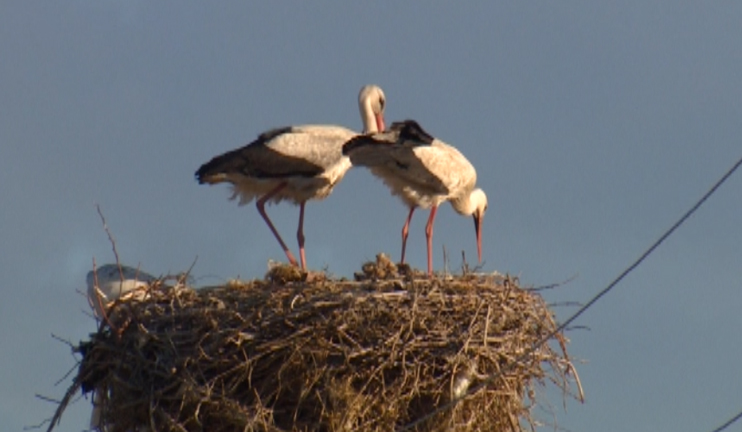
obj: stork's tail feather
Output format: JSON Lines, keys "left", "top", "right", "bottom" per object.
{"left": 389, "top": 120, "right": 435, "bottom": 144}
{"left": 195, "top": 146, "right": 248, "bottom": 185}
{"left": 195, "top": 159, "right": 224, "bottom": 184}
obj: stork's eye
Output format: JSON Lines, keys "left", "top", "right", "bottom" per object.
{"left": 379, "top": 98, "right": 385, "bottom": 109}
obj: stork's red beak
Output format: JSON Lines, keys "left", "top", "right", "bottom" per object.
{"left": 473, "top": 213, "right": 482, "bottom": 263}
{"left": 375, "top": 113, "right": 385, "bottom": 132}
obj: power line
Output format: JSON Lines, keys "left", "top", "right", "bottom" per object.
{"left": 398, "top": 155, "right": 742, "bottom": 432}
{"left": 709, "top": 408, "right": 742, "bottom": 432}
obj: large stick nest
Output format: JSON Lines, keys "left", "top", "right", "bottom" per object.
{"left": 50, "top": 255, "right": 580, "bottom": 432}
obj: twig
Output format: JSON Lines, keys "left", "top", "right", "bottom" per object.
{"left": 527, "top": 274, "right": 579, "bottom": 292}
{"left": 35, "top": 394, "right": 62, "bottom": 404}
{"left": 442, "top": 244, "right": 449, "bottom": 277}
{"left": 50, "top": 334, "right": 75, "bottom": 351}
{"left": 95, "top": 204, "right": 123, "bottom": 282}
{"left": 182, "top": 256, "right": 199, "bottom": 286}
{"left": 22, "top": 418, "right": 50, "bottom": 431}
{"left": 52, "top": 361, "right": 80, "bottom": 387}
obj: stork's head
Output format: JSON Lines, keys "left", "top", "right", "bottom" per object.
{"left": 469, "top": 188, "right": 488, "bottom": 264}
{"left": 358, "top": 84, "right": 386, "bottom": 133}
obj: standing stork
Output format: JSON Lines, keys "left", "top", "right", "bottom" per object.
{"left": 342, "top": 120, "right": 487, "bottom": 276}
{"left": 196, "top": 85, "right": 386, "bottom": 269}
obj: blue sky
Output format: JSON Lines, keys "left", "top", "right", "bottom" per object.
{"left": 2, "top": 2, "right": 741, "bottom": 431}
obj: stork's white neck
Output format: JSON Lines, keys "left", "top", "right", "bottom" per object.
{"left": 359, "top": 98, "right": 378, "bottom": 133}
{"left": 450, "top": 193, "right": 476, "bottom": 216}
{"left": 450, "top": 188, "right": 487, "bottom": 216}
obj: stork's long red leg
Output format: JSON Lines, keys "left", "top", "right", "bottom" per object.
{"left": 297, "top": 201, "right": 307, "bottom": 269}
{"left": 256, "top": 182, "right": 299, "bottom": 267}
{"left": 400, "top": 207, "right": 416, "bottom": 264}
{"left": 424, "top": 206, "right": 439, "bottom": 276}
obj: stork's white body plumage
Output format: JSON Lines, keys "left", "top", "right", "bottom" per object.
{"left": 196, "top": 85, "right": 386, "bottom": 269}
{"left": 86, "top": 264, "right": 156, "bottom": 319}
{"left": 343, "top": 120, "right": 488, "bottom": 275}
{"left": 364, "top": 139, "right": 478, "bottom": 210}
{"left": 212, "top": 125, "right": 357, "bottom": 206}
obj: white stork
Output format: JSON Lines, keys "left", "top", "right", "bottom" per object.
{"left": 196, "top": 85, "right": 386, "bottom": 269}
{"left": 342, "top": 120, "right": 488, "bottom": 276}
{"left": 86, "top": 264, "right": 157, "bottom": 319}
